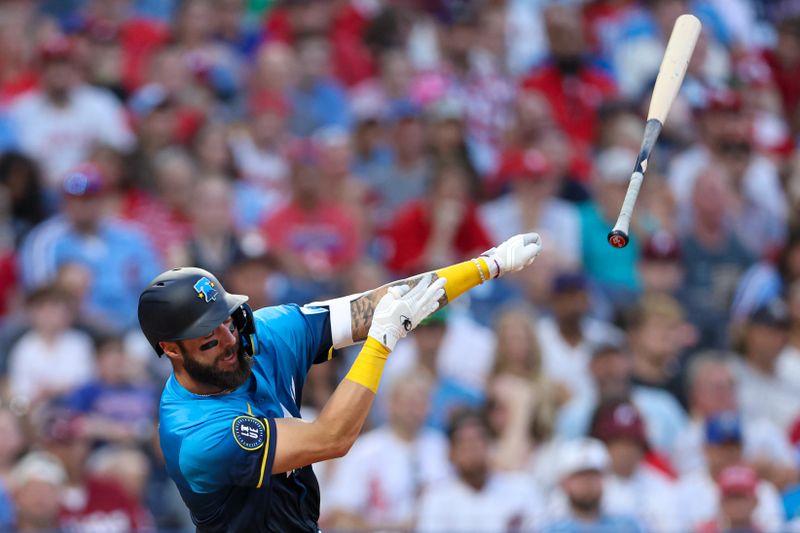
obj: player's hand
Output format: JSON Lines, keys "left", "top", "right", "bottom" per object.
{"left": 368, "top": 274, "right": 446, "bottom": 351}
{"left": 480, "top": 232, "right": 543, "bottom": 278}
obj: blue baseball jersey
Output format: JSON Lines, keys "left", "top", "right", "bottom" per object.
{"left": 159, "top": 304, "right": 334, "bottom": 533}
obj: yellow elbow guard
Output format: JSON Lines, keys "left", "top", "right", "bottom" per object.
{"left": 345, "top": 337, "right": 391, "bottom": 393}
{"left": 434, "top": 257, "right": 490, "bottom": 303}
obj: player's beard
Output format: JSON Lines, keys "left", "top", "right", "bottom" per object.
{"left": 182, "top": 340, "right": 253, "bottom": 392}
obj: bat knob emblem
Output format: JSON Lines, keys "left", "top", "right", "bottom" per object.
{"left": 607, "top": 230, "right": 630, "bottom": 249}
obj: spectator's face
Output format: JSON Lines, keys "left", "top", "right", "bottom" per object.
{"left": 254, "top": 43, "right": 298, "bottom": 93}
{"left": 140, "top": 106, "right": 178, "bottom": 148}
{"left": 449, "top": 421, "right": 491, "bottom": 483}
{"left": 430, "top": 120, "right": 465, "bottom": 152}
{"left": 705, "top": 442, "right": 743, "bottom": 478}
{"left": 494, "top": 311, "right": 538, "bottom": 376}
{"left": 430, "top": 167, "right": 470, "bottom": 210}
{"left": 691, "top": 170, "right": 729, "bottom": 228}
{"left": 178, "top": 0, "right": 216, "bottom": 43}
{"left": 287, "top": 1, "right": 332, "bottom": 36}
{"left": 97, "top": 342, "right": 131, "bottom": 385}
{"left": 380, "top": 52, "right": 411, "bottom": 97}
{"left": 388, "top": 378, "right": 431, "bottom": 437}
{"left": 720, "top": 491, "right": 758, "bottom": 526}
{"left": 514, "top": 91, "right": 554, "bottom": 135}
{"left": 590, "top": 351, "right": 632, "bottom": 400}
{"left": 320, "top": 139, "right": 352, "bottom": 179}
{"left": 195, "top": 125, "right": 232, "bottom": 173}
{"left": 297, "top": 39, "right": 331, "bottom": 84}
{"left": 393, "top": 117, "right": 425, "bottom": 155}
{"left": 218, "top": 0, "right": 244, "bottom": 35}
{"left": 290, "top": 163, "right": 322, "bottom": 205}
{"left": 64, "top": 195, "right": 104, "bottom": 232}
{"left": 156, "top": 158, "right": 195, "bottom": 211}
{"left": 41, "top": 59, "right": 78, "bottom": 97}
{"left": 170, "top": 317, "right": 253, "bottom": 391}
{"left": 12, "top": 479, "right": 62, "bottom": 530}
{"left": 192, "top": 179, "right": 233, "bottom": 234}
{"left": 414, "top": 323, "right": 446, "bottom": 363}
{"left": 251, "top": 111, "right": 287, "bottom": 147}
{"left": 743, "top": 323, "right": 788, "bottom": 366}
{"left": 692, "top": 363, "right": 736, "bottom": 415}
{"left": 544, "top": 6, "right": 585, "bottom": 61}
{"left": 639, "top": 259, "right": 684, "bottom": 293}
{"left": 562, "top": 470, "right": 604, "bottom": 513}
{"left": 606, "top": 439, "right": 644, "bottom": 479}
{"left": 227, "top": 262, "right": 273, "bottom": 310}
{"left": 551, "top": 289, "right": 589, "bottom": 323}
{"left": 630, "top": 316, "right": 682, "bottom": 363}
{"left": 29, "top": 298, "right": 72, "bottom": 337}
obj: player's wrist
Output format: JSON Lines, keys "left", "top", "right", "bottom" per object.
{"left": 345, "top": 337, "right": 391, "bottom": 393}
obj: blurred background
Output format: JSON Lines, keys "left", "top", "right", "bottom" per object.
{"left": 0, "top": 0, "right": 800, "bottom": 531}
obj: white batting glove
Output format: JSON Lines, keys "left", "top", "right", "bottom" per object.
{"left": 368, "top": 274, "right": 447, "bottom": 351}
{"left": 480, "top": 232, "right": 543, "bottom": 278}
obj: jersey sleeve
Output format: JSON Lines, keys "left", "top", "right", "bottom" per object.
{"left": 179, "top": 415, "right": 278, "bottom": 494}
{"left": 253, "top": 304, "right": 334, "bottom": 372}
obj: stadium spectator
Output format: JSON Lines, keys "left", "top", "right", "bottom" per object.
{"left": 671, "top": 352, "right": 797, "bottom": 491}
{"left": 485, "top": 307, "right": 567, "bottom": 475}
{"left": 7, "top": 452, "right": 66, "bottom": 533}
{"left": 65, "top": 335, "right": 157, "bottom": 449}
{"left": 325, "top": 371, "right": 449, "bottom": 531}
{"left": 37, "top": 406, "right": 155, "bottom": 533}
{"left": 480, "top": 148, "right": 582, "bottom": 267}
{"left": 0, "top": 407, "right": 26, "bottom": 530}
{"left": 557, "top": 342, "right": 687, "bottom": 457}
{"left": 6, "top": 285, "right": 94, "bottom": 408}
{"left": 18, "top": 164, "right": 162, "bottom": 331}
{"left": 589, "top": 400, "right": 684, "bottom": 533}
{"left": 733, "top": 299, "right": 800, "bottom": 434}
{"left": 542, "top": 437, "right": 643, "bottom": 532}
{"left": 625, "top": 292, "right": 693, "bottom": 408}
{"left": 677, "top": 411, "right": 786, "bottom": 532}
{"left": 382, "top": 163, "right": 491, "bottom": 276}
{"left": 637, "top": 231, "right": 686, "bottom": 297}
{"left": 778, "top": 279, "right": 800, "bottom": 389}
{"left": 696, "top": 464, "right": 762, "bottom": 533}
{"left": 0, "top": 152, "right": 48, "bottom": 245}
{"left": 536, "top": 270, "right": 624, "bottom": 403}
{"left": 417, "top": 408, "right": 542, "bottom": 532}
{"left": 380, "top": 307, "right": 495, "bottom": 431}
{"left": 8, "top": 35, "right": 135, "bottom": 187}
{"left": 678, "top": 167, "right": 754, "bottom": 350}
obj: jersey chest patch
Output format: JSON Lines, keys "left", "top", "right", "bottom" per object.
{"left": 232, "top": 416, "right": 266, "bottom": 450}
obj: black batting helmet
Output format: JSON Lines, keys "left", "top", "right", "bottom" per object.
{"left": 138, "top": 267, "right": 248, "bottom": 355}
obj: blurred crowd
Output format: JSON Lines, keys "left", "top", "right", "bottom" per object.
{"left": 1, "top": 0, "right": 800, "bottom": 532}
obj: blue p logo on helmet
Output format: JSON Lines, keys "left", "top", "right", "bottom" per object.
{"left": 193, "top": 277, "right": 218, "bottom": 303}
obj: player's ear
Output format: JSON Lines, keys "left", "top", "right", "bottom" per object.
{"left": 160, "top": 341, "right": 182, "bottom": 361}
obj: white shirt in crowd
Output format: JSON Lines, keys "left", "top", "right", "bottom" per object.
{"left": 671, "top": 416, "right": 796, "bottom": 477}
{"left": 416, "top": 472, "right": 543, "bottom": 532}
{"left": 381, "top": 311, "right": 496, "bottom": 395}
{"left": 778, "top": 344, "right": 800, "bottom": 393}
{"left": 479, "top": 194, "right": 582, "bottom": 268}
{"left": 677, "top": 470, "right": 786, "bottom": 532}
{"left": 536, "top": 315, "right": 624, "bottom": 403}
{"left": 10, "top": 85, "right": 135, "bottom": 186}
{"left": 733, "top": 358, "right": 800, "bottom": 434}
{"left": 603, "top": 466, "right": 685, "bottom": 533}
{"left": 7, "top": 329, "right": 95, "bottom": 402}
{"left": 324, "top": 426, "right": 450, "bottom": 527}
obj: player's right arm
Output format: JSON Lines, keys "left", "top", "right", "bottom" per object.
{"left": 271, "top": 275, "right": 445, "bottom": 474}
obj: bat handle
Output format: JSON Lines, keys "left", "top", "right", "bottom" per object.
{"left": 608, "top": 170, "right": 645, "bottom": 248}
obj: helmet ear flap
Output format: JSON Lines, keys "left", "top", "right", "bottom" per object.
{"left": 232, "top": 303, "right": 256, "bottom": 355}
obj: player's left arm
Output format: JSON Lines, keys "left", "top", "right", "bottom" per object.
{"left": 314, "top": 232, "right": 542, "bottom": 348}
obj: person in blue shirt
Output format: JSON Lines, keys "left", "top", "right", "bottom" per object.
{"left": 137, "top": 232, "right": 542, "bottom": 532}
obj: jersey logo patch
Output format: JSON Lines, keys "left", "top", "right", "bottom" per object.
{"left": 194, "top": 277, "right": 218, "bottom": 303}
{"left": 232, "top": 416, "right": 265, "bottom": 450}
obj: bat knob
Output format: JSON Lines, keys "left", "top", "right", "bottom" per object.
{"left": 607, "top": 229, "right": 629, "bottom": 249}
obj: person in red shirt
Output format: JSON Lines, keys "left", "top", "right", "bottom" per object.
{"left": 260, "top": 140, "right": 361, "bottom": 286}
{"left": 37, "top": 406, "right": 154, "bottom": 533}
{"left": 383, "top": 164, "right": 492, "bottom": 276}
{"left": 520, "top": 4, "right": 617, "bottom": 181}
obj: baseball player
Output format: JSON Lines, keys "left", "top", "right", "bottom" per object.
{"left": 137, "top": 232, "right": 542, "bottom": 532}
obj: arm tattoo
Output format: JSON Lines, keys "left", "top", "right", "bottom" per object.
{"left": 349, "top": 273, "right": 449, "bottom": 343}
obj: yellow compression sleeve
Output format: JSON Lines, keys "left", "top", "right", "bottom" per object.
{"left": 434, "top": 257, "right": 491, "bottom": 303}
{"left": 345, "top": 336, "right": 391, "bottom": 393}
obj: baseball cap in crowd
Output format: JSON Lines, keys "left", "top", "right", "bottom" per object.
{"left": 642, "top": 231, "right": 681, "bottom": 262}
{"left": 62, "top": 163, "right": 105, "bottom": 198}
{"left": 717, "top": 464, "right": 758, "bottom": 497}
{"left": 385, "top": 99, "right": 422, "bottom": 124}
{"left": 698, "top": 87, "right": 744, "bottom": 114}
{"left": 495, "top": 149, "right": 551, "bottom": 184}
{"left": 552, "top": 271, "right": 588, "bottom": 294}
{"left": 38, "top": 36, "right": 75, "bottom": 62}
{"left": 128, "top": 83, "right": 175, "bottom": 118}
{"left": 556, "top": 438, "right": 610, "bottom": 480}
{"left": 6, "top": 452, "right": 67, "bottom": 491}
{"left": 748, "top": 299, "right": 791, "bottom": 329}
{"left": 590, "top": 400, "right": 649, "bottom": 449}
{"left": 705, "top": 411, "right": 743, "bottom": 445}
{"left": 249, "top": 90, "right": 290, "bottom": 118}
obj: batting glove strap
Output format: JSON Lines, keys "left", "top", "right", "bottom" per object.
{"left": 480, "top": 232, "right": 543, "bottom": 278}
